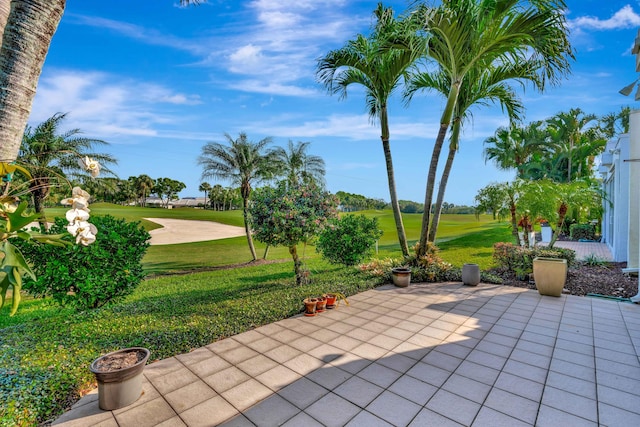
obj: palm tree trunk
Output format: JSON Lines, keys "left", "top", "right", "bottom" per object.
{"left": 0, "top": 0, "right": 65, "bottom": 163}
{"left": 242, "top": 196, "right": 257, "bottom": 260}
{"left": 510, "top": 202, "right": 520, "bottom": 246}
{"left": 428, "top": 122, "right": 460, "bottom": 242}
{"left": 380, "top": 106, "right": 409, "bottom": 257}
{"left": 418, "top": 83, "right": 459, "bottom": 256}
{"left": 418, "top": 122, "right": 448, "bottom": 252}
{"left": 30, "top": 177, "right": 49, "bottom": 229}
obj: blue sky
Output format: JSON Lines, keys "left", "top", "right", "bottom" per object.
{"left": 30, "top": 0, "right": 640, "bottom": 205}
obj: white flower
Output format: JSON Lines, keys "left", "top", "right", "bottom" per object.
{"left": 79, "top": 156, "right": 100, "bottom": 178}
{"left": 65, "top": 208, "right": 90, "bottom": 224}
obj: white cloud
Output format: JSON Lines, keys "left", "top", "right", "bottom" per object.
{"left": 248, "top": 113, "right": 440, "bottom": 141}
{"left": 228, "top": 80, "right": 317, "bottom": 96}
{"left": 569, "top": 5, "right": 640, "bottom": 31}
{"left": 30, "top": 69, "right": 202, "bottom": 140}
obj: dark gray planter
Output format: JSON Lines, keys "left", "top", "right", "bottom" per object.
{"left": 90, "top": 347, "right": 150, "bottom": 410}
{"left": 462, "top": 263, "right": 481, "bottom": 286}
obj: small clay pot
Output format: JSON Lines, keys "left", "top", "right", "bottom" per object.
{"left": 324, "top": 294, "right": 337, "bottom": 309}
{"left": 303, "top": 298, "right": 318, "bottom": 316}
{"left": 315, "top": 297, "right": 327, "bottom": 313}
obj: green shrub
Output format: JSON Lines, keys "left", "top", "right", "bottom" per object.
{"left": 316, "top": 214, "right": 383, "bottom": 266}
{"left": 570, "top": 223, "right": 596, "bottom": 241}
{"left": 15, "top": 215, "right": 150, "bottom": 309}
{"left": 493, "top": 242, "right": 576, "bottom": 274}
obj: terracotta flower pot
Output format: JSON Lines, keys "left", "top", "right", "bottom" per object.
{"left": 303, "top": 298, "right": 318, "bottom": 316}
{"left": 90, "top": 347, "right": 150, "bottom": 410}
{"left": 315, "top": 297, "right": 327, "bottom": 313}
{"left": 324, "top": 293, "right": 337, "bottom": 309}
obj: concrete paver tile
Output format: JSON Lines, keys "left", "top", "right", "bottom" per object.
{"left": 361, "top": 320, "right": 392, "bottom": 334}
{"left": 494, "top": 372, "right": 544, "bottom": 402}
{"left": 51, "top": 400, "right": 114, "bottom": 426}
{"left": 164, "top": 380, "right": 216, "bottom": 413}
{"left": 510, "top": 348, "right": 551, "bottom": 369}
{"left": 111, "top": 380, "right": 161, "bottom": 414}
{"left": 231, "top": 330, "right": 264, "bottom": 345}
{"left": 519, "top": 330, "right": 556, "bottom": 347}
{"left": 242, "top": 394, "right": 300, "bottom": 427}
{"left": 408, "top": 408, "right": 464, "bottom": 427}
{"left": 114, "top": 397, "right": 176, "bottom": 427}
{"left": 329, "top": 351, "right": 373, "bottom": 374}
{"left": 344, "top": 410, "right": 393, "bottom": 427}
{"left": 367, "top": 333, "right": 403, "bottom": 351}
{"left": 377, "top": 350, "right": 418, "bottom": 373}
{"left": 345, "top": 327, "right": 378, "bottom": 342}
{"left": 147, "top": 366, "right": 199, "bottom": 395}
{"left": 388, "top": 375, "right": 438, "bottom": 405}
{"left": 334, "top": 376, "right": 384, "bottom": 407}
{"left": 203, "top": 366, "right": 250, "bottom": 394}
{"left": 206, "top": 338, "right": 243, "bottom": 354}
{"left": 541, "top": 386, "right": 598, "bottom": 421}
{"left": 484, "top": 388, "right": 538, "bottom": 424}
{"left": 546, "top": 371, "right": 596, "bottom": 399}
{"left": 422, "top": 350, "right": 464, "bottom": 371}
{"left": 180, "top": 395, "right": 240, "bottom": 426}
{"left": 366, "top": 390, "right": 422, "bottom": 426}
{"left": 283, "top": 353, "right": 325, "bottom": 376}
{"left": 188, "top": 354, "right": 232, "bottom": 378}
{"left": 436, "top": 342, "right": 474, "bottom": 360}
{"left": 270, "top": 328, "right": 303, "bottom": 344}
{"left": 597, "top": 384, "right": 640, "bottom": 414}
{"left": 442, "top": 374, "right": 492, "bottom": 404}
{"left": 245, "top": 336, "right": 281, "bottom": 354}
{"left": 329, "top": 335, "right": 362, "bottom": 352}
{"left": 144, "top": 357, "right": 183, "bottom": 377}
{"left": 255, "top": 365, "right": 301, "bottom": 391}
{"left": 154, "top": 416, "right": 188, "bottom": 427}
{"left": 307, "top": 343, "right": 344, "bottom": 363}
{"left": 305, "top": 392, "right": 361, "bottom": 427}
{"left": 536, "top": 405, "right": 596, "bottom": 427}
{"left": 596, "top": 370, "right": 640, "bottom": 397}
{"left": 175, "top": 348, "right": 216, "bottom": 366}
{"left": 502, "top": 359, "right": 548, "bottom": 384}
{"left": 221, "top": 379, "right": 273, "bottom": 412}
{"left": 465, "top": 349, "right": 506, "bottom": 371}
{"left": 287, "top": 335, "right": 318, "bottom": 353}
{"left": 356, "top": 362, "right": 403, "bottom": 388}
{"left": 218, "top": 345, "right": 260, "bottom": 365}
{"left": 236, "top": 354, "right": 279, "bottom": 377}
{"left": 599, "top": 402, "right": 640, "bottom": 426}
{"left": 426, "top": 389, "right": 481, "bottom": 426}
{"left": 280, "top": 412, "right": 323, "bottom": 427}
{"left": 306, "top": 365, "right": 352, "bottom": 389}
{"left": 474, "top": 340, "right": 513, "bottom": 358}
{"left": 216, "top": 414, "right": 255, "bottom": 427}
{"left": 278, "top": 377, "right": 329, "bottom": 409}
{"left": 471, "top": 407, "right": 532, "bottom": 427}
{"left": 264, "top": 344, "right": 302, "bottom": 364}
{"left": 407, "top": 361, "right": 451, "bottom": 387}
{"left": 454, "top": 360, "right": 500, "bottom": 386}
{"left": 549, "top": 358, "right": 596, "bottom": 382}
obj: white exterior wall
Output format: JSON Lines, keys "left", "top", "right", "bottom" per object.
{"left": 628, "top": 110, "right": 640, "bottom": 269}
{"left": 600, "top": 134, "right": 630, "bottom": 262}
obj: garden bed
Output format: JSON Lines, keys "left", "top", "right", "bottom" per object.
{"left": 491, "top": 262, "right": 638, "bottom": 298}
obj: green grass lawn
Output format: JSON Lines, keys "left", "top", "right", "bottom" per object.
{"left": 1, "top": 205, "right": 512, "bottom": 424}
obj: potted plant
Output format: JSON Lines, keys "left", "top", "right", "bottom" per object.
{"left": 532, "top": 257, "right": 567, "bottom": 297}
{"left": 323, "top": 292, "right": 349, "bottom": 309}
{"left": 315, "top": 296, "right": 327, "bottom": 313}
{"left": 90, "top": 347, "right": 150, "bottom": 410}
{"left": 303, "top": 297, "right": 318, "bottom": 316}
{"left": 391, "top": 267, "right": 411, "bottom": 287}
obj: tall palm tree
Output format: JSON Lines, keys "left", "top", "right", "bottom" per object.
{"left": 18, "top": 112, "right": 115, "bottom": 225}
{"left": 129, "top": 174, "right": 154, "bottom": 207}
{"left": 198, "top": 182, "right": 211, "bottom": 209}
{"left": 484, "top": 121, "right": 550, "bottom": 177}
{"left": 546, "top": 108, "right": 598, "bottom": 182}
{"left": 198, "top": 132, "right": 274, "bottom": 260}
{"left": 407, "top": 0, "right": 573, "bottom": 257}
{"left": 272, "top": 140, "right": 326, "bottom": 187}
{"left": 0, "top": 1, "right": 199, "bottom": 164}
{"left": 317, "top": 4, "right": 423, "bottom": 257}
{"left": 408, "top": 62, "right": 529, "bottom": 242}
{"left": 600, "top": 106, "right": 630, "bottom": 139}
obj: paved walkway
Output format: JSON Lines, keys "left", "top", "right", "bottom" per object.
{"left": 551, "top": 241, "right": 614, "bottom": 262}
{"left": 53, "top": 282, "right": 640, "bottom": 426}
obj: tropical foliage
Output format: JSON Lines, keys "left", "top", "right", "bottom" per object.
{"left": 250, "top": 181, "right": 338, "bottom": 284}
{"left": 198, "top": 132, "right": 276, "bottom": 260}
{"left": 317, "top": 214, "right": 383, "bottom": 266}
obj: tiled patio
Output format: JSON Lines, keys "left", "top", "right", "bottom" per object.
{"left": 53, "top": 282, "right": 640, "bottom": 427}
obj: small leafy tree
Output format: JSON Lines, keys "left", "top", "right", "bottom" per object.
{"left": 317, "top": 214, "right": 383, "bottom": 266}
{"left": 250, "top": 182, "right": 338, "bottom": 284}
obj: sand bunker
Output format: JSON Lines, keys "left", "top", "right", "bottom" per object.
{"left": 145, "top": 218, "right": 245, "bottom": 245}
